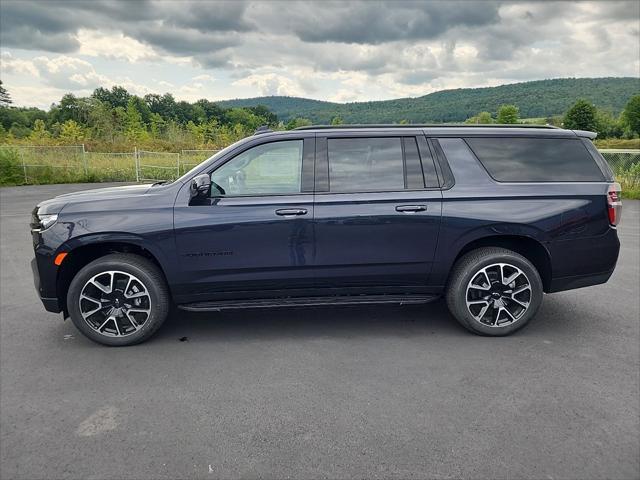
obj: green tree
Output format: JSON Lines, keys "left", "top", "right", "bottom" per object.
{"left": 59, "top": 120, "right": 85, "bottom": 143}
{"left": 0, "top": 80, "right": 12, "bottom": 106}
{"left": 28, "top": 119, "right": 50, "bottom": 142}
{"left": 88, "top": 100, "right": 118, "bottom": 142}
{"left": 622, "top": 95, "right": 640, "bottom": 135}
{"left": 92, "top": 86, "right": 131, "bottom": 109}
{"left": 149, "top": 112, "right": 166, "bottom": 138}
{"left": 224, "top": 108, "right": 263, "bottom": 131}
{"left": 563, "top": 99, "right": 597, "bottom": 131}
{"left": 496, "top": 105, "right": 519, "bottom": 124}
{"left": 9, "top": 122, "right": 31, "bottom": 138}
{"left": 331, "top": 116, "right": 344, "bottom": 125}
{"left": 124, "top": 99, "right": 147, "bottom": 141}
{"left": 595, "top": 109, "right": 623, "bottom": 139}
{"left": 285, "top": 117, "right": 312, "bottom": 130}
{"left": 465, "top": 111, "right": 493, "bottom": 124}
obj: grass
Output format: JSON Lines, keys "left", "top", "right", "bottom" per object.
{"left": 595, "top": 138, "right": 640, "bottom": 149}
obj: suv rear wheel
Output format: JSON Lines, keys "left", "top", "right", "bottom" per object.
{"left": 67, "top": 253, "right": 170, "bottom": 346}
{"left": 446, "top": 247, "right": 543, "bottom": 336}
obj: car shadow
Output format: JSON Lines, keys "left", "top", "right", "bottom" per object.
{"left": 151, "top": 299, "right": 470, "bottom": 343}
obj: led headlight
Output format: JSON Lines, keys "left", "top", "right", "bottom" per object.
{"left": 37, "top": 213, "right": 58, "bottom": 231}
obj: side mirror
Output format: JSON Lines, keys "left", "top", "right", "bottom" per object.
{"left": 190, "top": 174, "right": 211, "bottom": 198}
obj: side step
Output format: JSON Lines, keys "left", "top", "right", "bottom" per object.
{"left": 178, "top": 294, "right": 439, "bottom": 312}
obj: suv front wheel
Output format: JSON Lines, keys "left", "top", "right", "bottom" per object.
{"left": 446, "top": 247, "right": 543, "bottom": 336}
{"left": 67, "top": 253, "right": 170, "bottom": 346}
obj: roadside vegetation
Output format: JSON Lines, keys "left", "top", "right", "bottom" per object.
{"left": 0, "top": 81, "right": 638, "bottom": 197}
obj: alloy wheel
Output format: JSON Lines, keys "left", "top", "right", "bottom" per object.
{"left": 79, "top": 270, "right": 152, "bottom": 337}
{"left": 465, "top": 263, "right": 532, "bottom": 327}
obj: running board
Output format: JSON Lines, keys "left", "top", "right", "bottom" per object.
{"left": 178, "top": 294, "right": 439, "bottom": 312}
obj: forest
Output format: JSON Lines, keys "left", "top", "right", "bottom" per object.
{"left": 219, "top": 77, "right": 640, "bottom": 125}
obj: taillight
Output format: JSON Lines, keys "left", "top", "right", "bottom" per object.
{"left": 607, "top": 183, "right": 622, "bottom": 226}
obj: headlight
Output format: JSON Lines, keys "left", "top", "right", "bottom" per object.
{"left": 36, "top": 214, "right": 58, "bottom": 231}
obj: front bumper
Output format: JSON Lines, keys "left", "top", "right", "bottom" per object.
{"left": 31, "top": 242, "right": 62, "bottom": 314}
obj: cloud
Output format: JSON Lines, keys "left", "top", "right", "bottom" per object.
{"left": 0, "top": 0, "right": 638, "bottom": 107}
{"left": 76, "top": 30, "right": 159, "bottom": 62}
{"left": 273, "top": 1, "right": 501, "bottom": 45}
{"left": 28, "top": 56, "right": 109, "bottom": 90}
{"left": 232, "top": 73, "right": 308, "bottom": 96}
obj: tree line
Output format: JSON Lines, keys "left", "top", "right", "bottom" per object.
{"left": 0, "top": 81, "right": 638, "bottom": 152}
{"left": 0, "top": 83, "right": 280, "bottom": 151}
{"left": 464, "top": 97, "right": 640, "bottom": 139}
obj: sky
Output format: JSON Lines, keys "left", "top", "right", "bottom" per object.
{"left": 0, "top": 0, "right": 639, "bottom": 109}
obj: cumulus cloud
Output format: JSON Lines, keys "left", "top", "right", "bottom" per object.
{"left": 233, "top": 73, "right": 308, "bottom": 96}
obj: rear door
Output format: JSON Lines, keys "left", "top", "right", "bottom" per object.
{"left": 312, "top": 131, "right": 442, "bottom": 290}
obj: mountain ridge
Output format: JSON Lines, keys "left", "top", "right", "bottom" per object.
{"left": 216, "top": 77, "right": 640, "bottom": 124}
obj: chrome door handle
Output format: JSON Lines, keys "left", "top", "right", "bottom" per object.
{"left": 395, "top": 205, "right": 427, "bottom": 213}
{"left": 275, "top": 208, "right": 308, "bottom": 216}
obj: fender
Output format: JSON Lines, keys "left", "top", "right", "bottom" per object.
{"left": 429, "top": 222, "right": 552, "bottom": 288}
{"left": 59, "top": 232, "right": 173, "bottom": 276}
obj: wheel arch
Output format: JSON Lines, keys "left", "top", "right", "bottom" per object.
{"left": 56, "top": 239, "right": 170, "bottom": 316}
{"left": 449, "top": 234, "right": 552, "bottom": 292}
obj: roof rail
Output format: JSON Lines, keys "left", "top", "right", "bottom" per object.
{"left": 254, "top": 125, "right": 273, "bottom": 135}
{"left": 294, "top": 123, "right": 562, "bottom": 130}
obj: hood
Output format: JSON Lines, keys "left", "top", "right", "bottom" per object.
{"left": 36, "top": 184, "right": 154, "bottom": 215}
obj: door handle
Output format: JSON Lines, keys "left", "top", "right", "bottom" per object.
{"left": 395, "top": 205, "right": 427, "bottom": 213}
{"left": 275, "top": 208, "right": 308, "bottom": 216}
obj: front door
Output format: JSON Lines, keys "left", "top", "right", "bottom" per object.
{"left": 312, "top": 133, "right": 442, "bottom": 290}
{"left": 173, "top": 137, "right": 315, "bottom": 303}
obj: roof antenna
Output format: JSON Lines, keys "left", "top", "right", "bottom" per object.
{"left": 254, "top": 125, "right": 272, "bottom": 135}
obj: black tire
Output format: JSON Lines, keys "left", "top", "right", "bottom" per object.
{"left": 67, "top": 253, "right": 170, "bottom": 346}
{"left": 446, "top": 247, "right": 543, "bottom": 336}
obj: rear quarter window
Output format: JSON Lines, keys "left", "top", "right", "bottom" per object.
{"left": 465, "top": 137, "right": 606, "bottom": 182}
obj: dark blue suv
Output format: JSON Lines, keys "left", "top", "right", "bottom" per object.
{"left": 31, "top": 125, "right": 621, "bottom": 345}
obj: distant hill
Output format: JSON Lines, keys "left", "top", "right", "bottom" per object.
{"left": 217, "top": 77, "right": 640, "bottom": 124}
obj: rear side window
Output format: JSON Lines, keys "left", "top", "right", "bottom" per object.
{"left": 327, "top": 137, "right": 404, "bottom": 192}
{"left": 466, "top": 137, "right": 606, "bottom": 182}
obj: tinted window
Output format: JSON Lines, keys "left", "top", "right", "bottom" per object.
{"left": 466, "top": 137, "right": 605, "bottom": 182}
{"left": 328, "top": 137, "right": 404, "bottom": 192}
{"left": 211, "top": 140, "right": 303, "bottom": 195}
{"left": 403, "top": 137, "right": 426, "bottom": 189}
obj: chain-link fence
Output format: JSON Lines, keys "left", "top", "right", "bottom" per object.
{"left": 600, "top": 149, "right": 640, "bottom": 191}
{"left": 0, "top": 145, "right": 218, "bottom": 185}
{"left": 180, "top": 149, "right": 220, "bottom": 174}
{"left": 1, "top": 144, "right": 639, "bottom": 189}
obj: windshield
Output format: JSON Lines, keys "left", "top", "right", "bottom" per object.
{"left": 173, "top": 137, "right": 253, "bottom": 184}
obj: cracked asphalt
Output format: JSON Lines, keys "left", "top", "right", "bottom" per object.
{"left": 1, "top": 183, "right": 638, "bottom": 479}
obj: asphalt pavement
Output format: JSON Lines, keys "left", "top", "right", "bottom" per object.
{"left": 1, "top": 183, "right": 638, "bottom": 479}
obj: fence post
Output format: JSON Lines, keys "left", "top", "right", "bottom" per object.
{"left": 82, "top": 144, "right": 88, "bottom": 176}
{"left": 134, "top": 147, "right": 139, "bottom": 182}
{"left": 176, "top": 153, "right": 181, "bottom": 178}
{"left": 20, "top": 149, "right": 27, "bottom": 184}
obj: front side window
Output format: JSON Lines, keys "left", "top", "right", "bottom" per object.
{"left": 211, "top": 140, "right": 303, "bottom": 196}
{"left": 327, "top": 137, "right": 405, "bottom": 192}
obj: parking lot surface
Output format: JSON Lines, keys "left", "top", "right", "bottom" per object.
{"left": 1, "top": 183, "right": 638, "bottom": 480}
